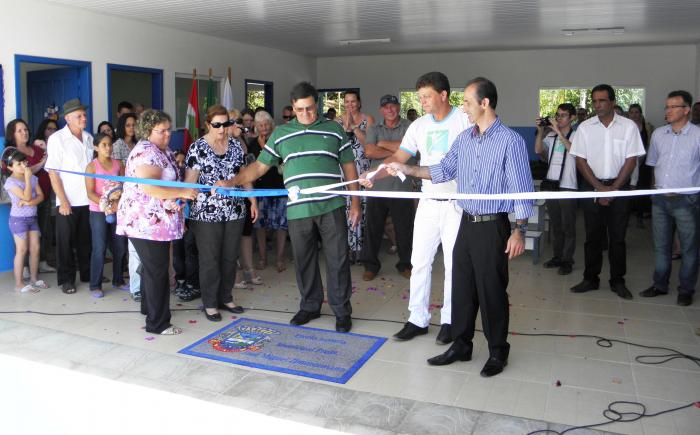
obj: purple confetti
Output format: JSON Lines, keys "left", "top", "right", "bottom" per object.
{"left": 145, "top": 336, "right": 155, "bottom": 341}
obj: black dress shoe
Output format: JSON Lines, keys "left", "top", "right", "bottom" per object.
{"left": 480, "top": 356, "right": 507, "bottom": 377}
{"left": 570, "top": 280, "right": 599, "bottom": 293}
{"left": 427, "top": 342, "right": 472, "bottom": 366}
{"left": 543, "top": 257, "right": 562, "bottom": 269}
{"left": 204, "top": 310, "right": 222, "bottom": 322}
{"left": 557, "top": 262, "right": 572, "bottom": 275}
{"left": 639, "top": 286, "right": 668, "bottom": 298}
{"left": 393, "top": 322, "right": 429, "bottom": 341}
{"left": 289, "top": 310, "right": 321, "bottom": 326}
{"left": 436, "top": 324, "right": 453, "bottom": 345}
{"left": 611, "top": 283, "right": 633, "bottom": 300}
{"left": 336, "top": 316, "right": 352, "bottom": 333}
{"left": 220, "top": 304, "right": 245, "bottom": 314}
{"left": 677, "top": 293, "right": 693, "bottom": 306}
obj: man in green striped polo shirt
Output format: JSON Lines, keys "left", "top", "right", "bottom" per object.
{"left": 227, "top": 82, "right": 360, "bottom": 333}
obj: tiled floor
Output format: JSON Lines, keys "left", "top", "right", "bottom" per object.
{"left": 0, "top": 214, "right": 699, "bottom": 434}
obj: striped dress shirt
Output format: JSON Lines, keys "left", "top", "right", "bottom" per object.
{"left": 429, "top": 117, "right": 535, "bottom": 220}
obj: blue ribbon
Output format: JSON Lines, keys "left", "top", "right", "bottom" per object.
{"left": 47, "top": 168, "right": 289, "bottom": 198}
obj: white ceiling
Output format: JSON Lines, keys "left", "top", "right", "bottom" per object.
{"left": 47, "top": 0, "right": 700, "bottom": 56}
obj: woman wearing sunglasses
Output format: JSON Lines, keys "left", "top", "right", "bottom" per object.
{"left": 184, "top": 105, "right": 257, "bottom": 322}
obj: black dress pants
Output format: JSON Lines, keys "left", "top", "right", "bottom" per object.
{"left": 451, "top": 213, "right": 511, "bottom": 361}
{"left": 173, "top": 220, "right": 200, "bottom": 288}
{"left": 360, "top": 196, "right": 415, "bottom": 273}
{"left": 190, "top": 219, "right": 244, "bottom": 309}
{"left": 130, "top": 237, "right": 172, "bottom": 334}
{"left": 55, "top": 205, "right": 91, "bottom": 286}
{"left": 287, "top": 207, "right": 352, "bottom": 318}
{"left": 581, "top": 196, "right": 632, "bottom": 285}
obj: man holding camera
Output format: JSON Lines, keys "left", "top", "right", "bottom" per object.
{"left": 569, "top": 84, "right": 645, "bottom": 300}
{"left": 535, "top": 103, "right": 578, "bottom": 275}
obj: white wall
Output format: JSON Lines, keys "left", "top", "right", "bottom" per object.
{"left": 0, "top": 0, "right": 316, "bottom": 127}
{"left": 317, "top": 44, "right": 698, "bottom": 127}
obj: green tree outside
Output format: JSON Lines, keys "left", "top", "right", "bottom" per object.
{"left": 539, "top": 87, "right": 645, "bottom": 117}
{"left": 246, "top": 90, "right": 265, "bottom": 111}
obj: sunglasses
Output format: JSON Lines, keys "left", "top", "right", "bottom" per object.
{"left": 210, "top": 120, "right": 234, "bottom": 129}
{"left": 282, "top": 115, "right": 292, "bottom": 120}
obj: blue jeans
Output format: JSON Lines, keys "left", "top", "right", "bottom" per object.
{"left": 89, "top": 211, "right": 127, "bottom": 290}
{"left": 652, "top": 194, "right": 699, "bottom": 295}
{"left": 128, "top": 240, "right": 141, "bottom": 295}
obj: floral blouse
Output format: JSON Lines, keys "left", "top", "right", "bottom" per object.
{"left": 116, "top": 140, "right": 184, "bottom": 241}
{"left": 185, "top": 136, "right": 246, "bottom": 222}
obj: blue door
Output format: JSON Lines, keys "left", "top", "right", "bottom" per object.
{"left": 26, "top": 66, "right": 91, "bottom": 133}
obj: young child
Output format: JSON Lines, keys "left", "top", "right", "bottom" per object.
{"left": 3, "top": 150, "right": 47, "bottom": 293}
{"left": 85, "top": 134, "right": 128, "bottom": 298}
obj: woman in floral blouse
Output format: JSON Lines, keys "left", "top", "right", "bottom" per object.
{"left": 116, "top": 110, "right": 197, "bottom": 335}
{"left": 185, "top": 105, "right": 257, "bottom": 322}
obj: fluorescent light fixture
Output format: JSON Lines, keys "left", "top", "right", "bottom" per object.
{"left": 562, "top": 27, "right": 625, "bottom": 36}
{"left": 338, "top": 38, "right": 391, "bottom": 46}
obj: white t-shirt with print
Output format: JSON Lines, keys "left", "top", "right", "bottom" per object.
{"left": 399, "top": 107, "right": 472, "bottom": 193}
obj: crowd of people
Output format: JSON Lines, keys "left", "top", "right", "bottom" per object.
{"left": 3, "top": 72, "right": 699, "bottom": 376}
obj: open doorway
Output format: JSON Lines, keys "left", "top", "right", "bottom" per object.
{"left": 107, "top": 64, "right": 163, "bottom": 124}
{"left": 15, "top": 55, "right": 92, "bottom": 134}
{"left": 245, "top": 79, "right": 273, "bottom": 116}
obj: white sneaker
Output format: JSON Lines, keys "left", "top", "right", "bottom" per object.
{"left": 39, "top": 261, "right": 56, "bottom": 273}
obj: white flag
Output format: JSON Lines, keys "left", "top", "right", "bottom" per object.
{"left": 221, "top": 77, "right": 234, "bottom": 111}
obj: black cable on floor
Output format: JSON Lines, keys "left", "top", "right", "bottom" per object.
{"left": 2, "top": 306, "right": 699, "bottom": 434}
{"left": 527, "top": 400, "right": 700, "bottom": 435}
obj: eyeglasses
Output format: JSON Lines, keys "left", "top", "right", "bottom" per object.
{"left": 664, "top": 105, "right": 688, "bottom": 110}
{"left": 554, "top": 113, "right": 570, "bottom": 119}
{"left": 282, "top": 115, "right": 292, "bottom": 120}
{"left": 152, "top": 128, "right": 172, "bottom": 135}
{"left": 210, "top": 120, "right": 234, "bottom": 129}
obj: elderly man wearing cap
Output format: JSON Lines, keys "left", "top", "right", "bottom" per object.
{"left": 46, "top": 98, "right": 94, "bottom": 294}
{"left": 359, "top": 94, "right": 415, "bottom": 281}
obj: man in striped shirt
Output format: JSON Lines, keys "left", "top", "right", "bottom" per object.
{"left": 386, "top": 77, "right": 534, "bottom": 377}
{"left": 228, "top": 82, "right": 360, "bottom": 333}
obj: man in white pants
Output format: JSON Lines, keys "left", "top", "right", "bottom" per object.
{"left": 361, "top": 72, "right": 471, "bottom": 344}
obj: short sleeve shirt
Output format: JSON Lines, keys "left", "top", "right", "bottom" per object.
{"left": 3, "top": 175, "right": 39, "bottom": 217}
{"left": 365, "top": 118, "right": 414, "bottom": 191}
{"left": 399, "top": 108, "right": 472, "bottom": 193}
{"left": 570, "top": 114, "right": 645, "bottom": 180}
{"left": 257, "top": 117, "right": 353, "bottom": 220}
{"left": 646, "top": 122, "right": 700, "bottom": 193}
{"left": 116, "top": 141, "right": 184, "bottom": 241}
{"left": 185, "top": 136, "right": 246, "bottom": 222}
{"left": 45, "top": 125, "right": 93, "bottom": 206}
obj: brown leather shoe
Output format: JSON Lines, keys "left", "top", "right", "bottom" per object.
{"left": 400, "top": 269, "right": 411, "bottom": 279}
{"left": 362, "top": 271, "right": 376, "bottom": 281}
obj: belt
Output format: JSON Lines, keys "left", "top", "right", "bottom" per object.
{"left": 463, "top": 212, "right": 506, "bottom": 223}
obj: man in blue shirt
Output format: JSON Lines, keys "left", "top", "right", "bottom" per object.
{"left": 386, "top": 77, "right": 534, "bottom": 377}
{"left": 640, "top": 90, "right": 700, "bottom": 307}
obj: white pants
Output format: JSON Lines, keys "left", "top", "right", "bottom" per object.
{"left": 408, "top": 199, "right": 462, "bottom": 327}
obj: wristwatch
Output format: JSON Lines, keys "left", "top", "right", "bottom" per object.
{"left": 516, "top": 223, "right": 528, "bottom": 234}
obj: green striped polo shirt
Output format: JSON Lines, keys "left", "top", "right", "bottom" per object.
{"left": 258, "top": 117, "right": 353, "bottom": 220}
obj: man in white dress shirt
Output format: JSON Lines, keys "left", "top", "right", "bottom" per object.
{"left": 569, "top": 84, "right": 645, "bottom": 300}
{"left": 46, "top": 99, "right": 94, "bottom": 294}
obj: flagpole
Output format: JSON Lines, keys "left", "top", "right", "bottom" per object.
{"left": 228, "top": 67, "right": 231, "bottom": 84}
